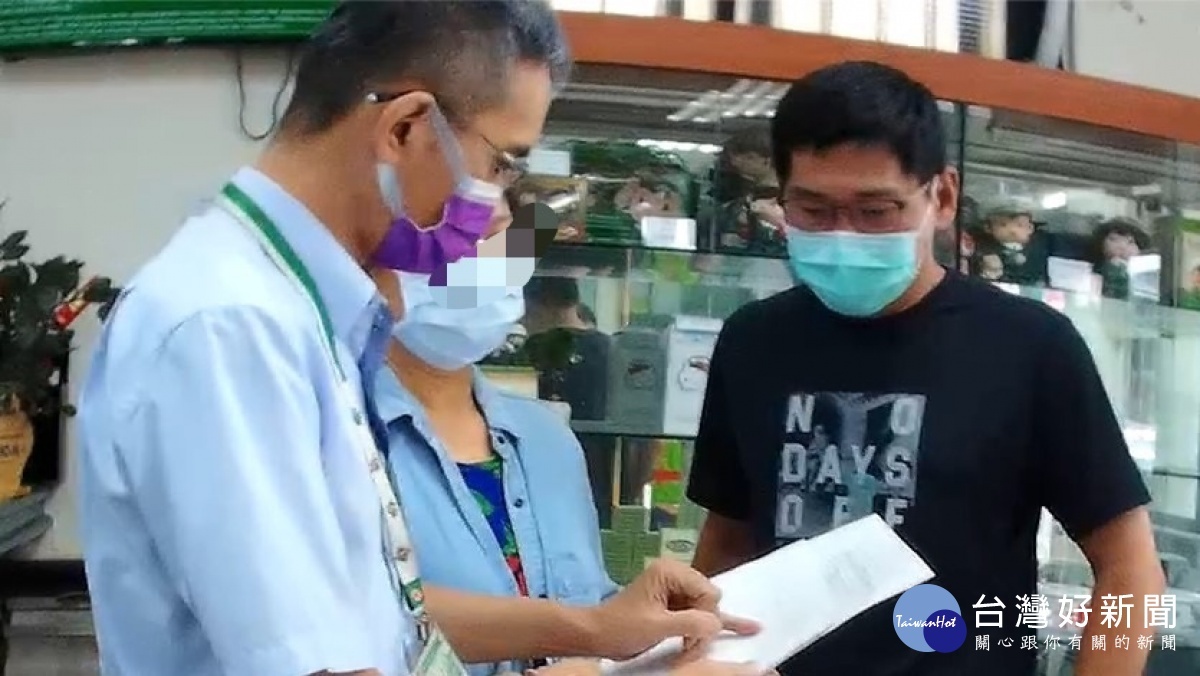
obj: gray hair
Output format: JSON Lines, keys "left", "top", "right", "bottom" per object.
{"left": 282, "top": 0, "right": 571, "bottom": 135}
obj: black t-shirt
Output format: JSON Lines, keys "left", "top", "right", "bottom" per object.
{"left": 686, "top": 270, "right": 1151, "bottom": 676}
{"left": 532, "top": 327, "right": 611, "bottom": 421}
{"left": 531, "top": 327, "right": 617, "bottom": 524}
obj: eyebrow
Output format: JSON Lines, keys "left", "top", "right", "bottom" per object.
{"left": 506, "top": 145, "right": 533, "bottom": 159}
{"left": 787, "top": 186, "right": 906, "bottom": 200}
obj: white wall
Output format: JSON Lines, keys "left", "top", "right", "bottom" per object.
{"left": 1073, "top": 0, "right": 1200, "bottom": 100}
{"left": 0, "top": 47, "right": 292, "bottom": 558}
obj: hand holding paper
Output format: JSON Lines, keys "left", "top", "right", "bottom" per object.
{"left": 602, "top": 515, "right": 934, "bottom": 675}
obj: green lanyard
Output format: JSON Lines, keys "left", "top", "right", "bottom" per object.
{"left": 216, "top": 182, "right": 432, "bottom": 641}
{"left": 220, "top": 182, "right": 346, "bottom": 379}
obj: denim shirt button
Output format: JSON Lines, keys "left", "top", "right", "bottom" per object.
{"left": 513, "top": 497, "right": 525, "bottom": 508}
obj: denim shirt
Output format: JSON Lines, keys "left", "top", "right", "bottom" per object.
{"left": 374, "top": 368, "right": 620, "bottom": 676}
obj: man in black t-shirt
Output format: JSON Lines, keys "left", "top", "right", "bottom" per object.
{"left": 524, "top": 276, "right": 622, "bottom": 523}
{"left": 524, "top": 276, "right": 611, "bottom": 421}
{"left": 686, "top": 62, "right": 1164, "bottom": 676}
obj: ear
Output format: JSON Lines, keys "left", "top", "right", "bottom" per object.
{"left": 935, "top": 166, "right": 960, "bottom": 227}
{"left": 372, "top": 91, "right": 438, "bottom": 165}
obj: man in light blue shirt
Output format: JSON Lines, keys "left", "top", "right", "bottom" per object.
{"left": 80, "top": 166, "right": 414, "bottom": 675}
{"left": 78, "top": 3, "right": 757, "bottom": 676}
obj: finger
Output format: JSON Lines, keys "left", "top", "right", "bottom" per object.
{"left": 670, "top": 637, "right": 709, "bottom": 669}
{"left": 656, "top": 608, "right": 723, "bottom": 643}
{"left": 648, "top": 559, "right": 722, "bottom": 612}
{"left": 679, "top": 633, "right": 717, "bottom": 661}
{"left": 720, "top": 613, "right": 761, "bottom": 636}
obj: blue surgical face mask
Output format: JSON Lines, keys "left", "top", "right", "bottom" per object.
{"left": 785, "top": 226, "right": 922, "bottom": 317}
{"left": 394, "top": 257, "right": 531, "bottom": 371}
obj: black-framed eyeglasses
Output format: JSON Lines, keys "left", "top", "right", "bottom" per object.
{"left": 778, "top": 182, "right": 933, "bottom": 233}
{"left": 476, "top": 133, "right": 529, "bottom": 186}
{"left": 365, "top": 90, "right": 528, "bottom": 186}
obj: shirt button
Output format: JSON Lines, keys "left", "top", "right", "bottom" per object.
{"left": 513, "top": 498, "right": 525, "bottom": 508}
{"left": 493, "top": 433, "right": 507, "bottom": 446}
{"left": 395, "top": 547, "right": 412, "bottom": 562}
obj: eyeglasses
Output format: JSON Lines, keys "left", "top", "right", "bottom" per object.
{"left": 476, "top": 133, "right": 529, "bottom": 188}
{"left": 779, "top": 182, "right": 933, "bottom": 233}
{"left": 365, "top": 90, "right": 527, "bottom": 187}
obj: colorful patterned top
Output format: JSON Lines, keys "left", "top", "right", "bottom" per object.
{"left": 458, "top": 455, "right": 529, "bottom": 596}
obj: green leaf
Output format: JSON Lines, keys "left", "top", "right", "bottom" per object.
{"left": 0, "top": 262, "right": 31, "bottom": 294}
{"left": 1, "top": 244, "right": 30, "bottom": 261}
{"left": 0, "top": 230, "right": 26, "bottom": 252}
{"left": 34, "top": 257, "right": 82, "bottom": 292}
{"left": 30, "top": 285, "right": 62, "bottom": 315}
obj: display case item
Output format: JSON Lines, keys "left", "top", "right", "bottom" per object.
{"left": 956, "top": 107, "right": 1200, "bottom": 658}
{"left": 475, "top": 56, "right": 1200, "bottom": 669}
{"left": 703, "top": 126, "right": 786, "bottom": 256}
{"left": 565, "top": 140, "right": 699, "bottom": 248}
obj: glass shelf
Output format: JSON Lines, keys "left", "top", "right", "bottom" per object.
{"left": 478, "top": 65, "right": 1200, "bottom": 629}
{"left": 537, "top": 241, "right": 793, "bottom": 289}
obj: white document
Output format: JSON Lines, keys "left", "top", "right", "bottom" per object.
{"left": 601, "top": 515, "right": 934, "bottom": 675}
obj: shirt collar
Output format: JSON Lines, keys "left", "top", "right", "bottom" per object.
{"left": 374, "top": 366, "right": 522, "bottom": 442}
{"left": 230, "top": 167, "right": 379, "bottom": 355}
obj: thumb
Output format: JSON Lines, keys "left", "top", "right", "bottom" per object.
{"left": 655, "top": 608, "right": 723, "bottom": 642}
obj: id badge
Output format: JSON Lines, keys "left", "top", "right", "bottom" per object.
{"left": 414, "top": 627, "right": 469, "bottom": 676}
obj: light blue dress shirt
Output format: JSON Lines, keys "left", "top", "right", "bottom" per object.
{"left": 374, "top": 368, "right": 620, "bottom": 676}
{"left": 77, "top": 168, "right": 418, "bottom": 676}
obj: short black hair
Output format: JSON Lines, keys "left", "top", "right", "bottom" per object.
{"left": 770, "top": 61, "right": 946, "bottom": 184}
{"left": 282, "top": 0, "right": 571, "bottom": 135}
{"left": 525, "top": 275, "right": 580, "bottom": 309}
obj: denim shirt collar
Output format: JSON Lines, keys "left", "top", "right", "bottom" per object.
{"left": 374, "top": 366, "right": 522, "bottom": 450}
{"left": 230, "top": 167, "right": 381, "bottom": 357}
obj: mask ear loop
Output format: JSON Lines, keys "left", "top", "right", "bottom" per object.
{"left": 428, "top": 103, "right": 504, "bottom": 203}
{"left": 427, "top": 105, "right": 471, "bottom": 188}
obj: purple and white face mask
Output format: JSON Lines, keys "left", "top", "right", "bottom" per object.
{"left": 372, "top": 105, "right": 503, "bottom": 273}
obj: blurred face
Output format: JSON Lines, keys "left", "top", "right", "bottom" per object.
{"left": 1103, "top": 232, "right": 1138, "bottom": 260}
{"left": 989, "top": 215, "right": 1034, "bottom": 246}
{"left": 779, "top": 144, "right": 958, "bottom": 252}
{"left": 730, "top": 152, "right": 775, "bottom": 186}
{"left": 370, "top": 62, "right": 554, "bottom": 231}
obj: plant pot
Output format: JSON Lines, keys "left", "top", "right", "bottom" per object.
{"left": 0, "top": 406, "right": 34, "bottom": 502}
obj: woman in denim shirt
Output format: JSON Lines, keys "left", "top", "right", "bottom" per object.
{"left": 371, "top": 205, "right": 619, "bottom": 676}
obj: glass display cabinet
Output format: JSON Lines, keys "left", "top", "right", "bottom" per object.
{"left": 3, "top": 9, "right": 1200, "bottom": 676}
{"left": 478, "top": 16, "right": 1200, "bottom": 673}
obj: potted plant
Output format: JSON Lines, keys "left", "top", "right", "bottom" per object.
{"left": 0, "top": 206, "right": 119, "bottom": 502}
